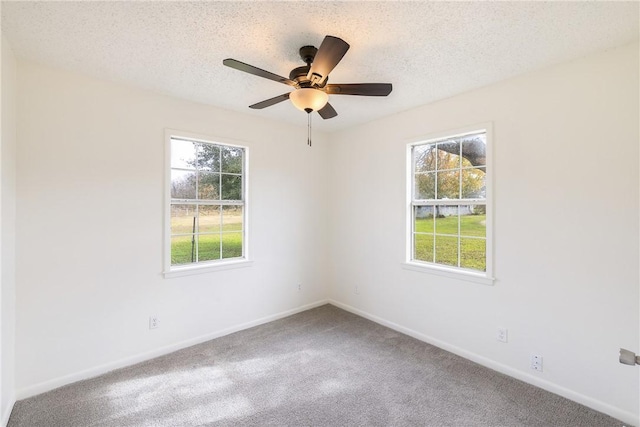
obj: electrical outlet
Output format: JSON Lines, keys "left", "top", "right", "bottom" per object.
{"left": 497, "top": 327, "right": 508, "bottom": 343}
{"left": 149, "top": 316, "right": 159, "bottom": 330}
{"left": 354, "top": 285, "right": 360, "bottom": 295}
{"left": 531, "top": 354, "right": 543, "bottom": 372}
{"left": 297, "top": 283, "right": 302, "bottom": 291}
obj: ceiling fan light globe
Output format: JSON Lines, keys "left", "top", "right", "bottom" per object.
{"left": 290, "top": 88, "right": 328, "bottom": 112}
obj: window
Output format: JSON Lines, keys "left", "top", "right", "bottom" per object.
{"left": 166, "top": 132, "right": 248, "bottom": 275}
{"left": 407, "top": 126, "right": 491, "bottom": 282}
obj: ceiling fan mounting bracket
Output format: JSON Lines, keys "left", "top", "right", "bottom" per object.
{"left": 299, "top": 45, "right": 318, "bottom": 65}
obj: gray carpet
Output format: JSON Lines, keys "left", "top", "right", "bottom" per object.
{"left": 9, "top": 305, "right": 625, "bottom": 426}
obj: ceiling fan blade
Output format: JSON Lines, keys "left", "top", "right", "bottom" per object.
{"left": 317, "top": 103, "right": 337, "bottom": 119}
{"left": 223, "top": 59, "right": 296, "bottom": 86}
{"left": 249, "top": 93, "right": 291, "bottom": 109}
{"left": 325, "top": 83, "right": 392, "bottom": 96}
{"left": 307, "top": 36, "right": 350, "bottom": 84}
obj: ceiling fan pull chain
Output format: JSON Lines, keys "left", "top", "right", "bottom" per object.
{"left": 308, "top": 112, "right": 312, "bottom": 147}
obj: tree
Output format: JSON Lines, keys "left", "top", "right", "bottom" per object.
{"left": 193, "top": 144, "right": 243, "bottom": 201}
{"left": 436, "top": 137, "right": 486, "bottom": 169}
{"left": 170, "top": 143, "right": 244, "bottom": 201}
{"left": 414, "top": 136, "right": 486, "bottom": 201}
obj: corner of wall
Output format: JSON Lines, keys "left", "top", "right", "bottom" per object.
{"left": 1, "top": 33, "right": 18, "bottom": 426}
{"left": 0, "top": 396, "right": 14, "bottom": 427}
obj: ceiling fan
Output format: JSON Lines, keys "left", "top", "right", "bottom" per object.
{"left": 223, "top": 35, "right": 393, "bottom": 120}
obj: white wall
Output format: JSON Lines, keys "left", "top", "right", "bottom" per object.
{"left": 1, "top": 34, "right": 17, "bottom": 425}
{"left": 10, "top": 41, "right": 639, "bottom": 425}
{"left": 14, "top": 61, "right": 329, "bottom": 396}
{"left": 328, "top": 42, "right": 639, "bottom": 424}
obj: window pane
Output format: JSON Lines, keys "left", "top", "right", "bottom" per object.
{"left": 414, "top": 233, "right": 434, "bottom": 262}
{"left": 171, "top": 205, "right": 197, "bottom": 235}
{"left": 414, "top": 173, "right": 435, "bottom": 199}
{"left": 221, "top": 175, "right": 242, "bottom": 200}
{"left": 199, "top": 205, "right": 221, "bottom": 233}
{"left": 461, "top": 238, "right": 486, "bottom": 271}
{"left": 460, "top": 205, "right": 486, "bottom": 238}
{"left": 434, "top": 206, "right": 458, "bottom": 235}
{"left": 223, "top": 206, "right": 243, "bottom": 231}
{"left": 198, "top": 234, "right": 221, "bottom": 262}
{"left": 171, "top": 139, "right": 196, "bottom": 169}
{"left": 435, "top": 143, "right": 461, "bottom": 170}
{"left": 414, "top": 206, "right": 434, "bottom": 233}
{"left": 171, "top": 170, "right": 196, "bottom": 199}
{"left": 171, "top": 235, "right": 195, "bottom": 265}
{"left": 414, "top": 145, "right": 436, "bottom": 173}
{"left": 221, "top": 146, "right": 243, "bottom": 174}
{"left": 222, "top": 232, "right": 243, "bottom": 259}
{"left": 461, "top": 167, "right": 485, "bottom": 198}
{"left": 437, "top": 170, "right": 460, "bottom": 199}
{"left": 409, "top": 131, "right": 487, "bottom": 274}
{"left": 197, "top": 144, "right": 220, "bottom": 172}
{"left": 460, "top": 135, "right": 486, "bottom": 167}
{"left": 435, "top": 235, "right": 458, "bottom": 267}
{"left": 168, "top": 138, "right": 246, "bottom": 270}
{"left": 198, "top": 172, "right": 220, "bottom": 200}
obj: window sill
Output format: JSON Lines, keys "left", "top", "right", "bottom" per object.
{"left": 402, "top": 261, "right": 494, "bottom": 286}
{"left": 164, "top": 259, "right": 253, "bottom": 279}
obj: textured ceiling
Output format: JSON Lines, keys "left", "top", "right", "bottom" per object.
{"left": 2, "top": 1, "right": 638, "bottom": 132}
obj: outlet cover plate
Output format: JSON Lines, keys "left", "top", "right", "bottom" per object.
{"left": 497, "top": 327, "right": 508, "bottom": 343}
{"left": 531, "top": 354, "right": 543, "bottom": 372}
{"left": 149, "top": 316, "right": 159, "bottom": 329}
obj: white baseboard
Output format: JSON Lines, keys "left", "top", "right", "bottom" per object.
{"left": 328, "top": 299, "right": 639, "bottom": 427}
{"left": 1, "top": 395, "right": 15, "bottom": 427}
{"left": 17, "top": 299, "right": 329, "bottom": 400}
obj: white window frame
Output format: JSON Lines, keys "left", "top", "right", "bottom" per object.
{"left": 164, "top": 129, "right": 252, "bottom": 278}
{"left": 403, "top": 123, "right": 494, "bottom": 285}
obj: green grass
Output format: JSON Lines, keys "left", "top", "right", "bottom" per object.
{"left": 414, "top": 214, "right": 486, "bottom": 271}
{"left": 415, "top": 213, "right": 485, "bottom": 236}
{"left": 171, "top": 233, "right": 243, "bottom": 265}
{"left": 170, "top": 208, "right": 243, "bottom": 265}
{"left": 171, "top": 208, "right": 242, "bottom": 234}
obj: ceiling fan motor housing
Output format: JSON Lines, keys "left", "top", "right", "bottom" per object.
{"left": 290, "top": 45, "right": 326, "bottom": 88}
{"left": 289, "top": 65, "right": 311, "bottom": 86}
